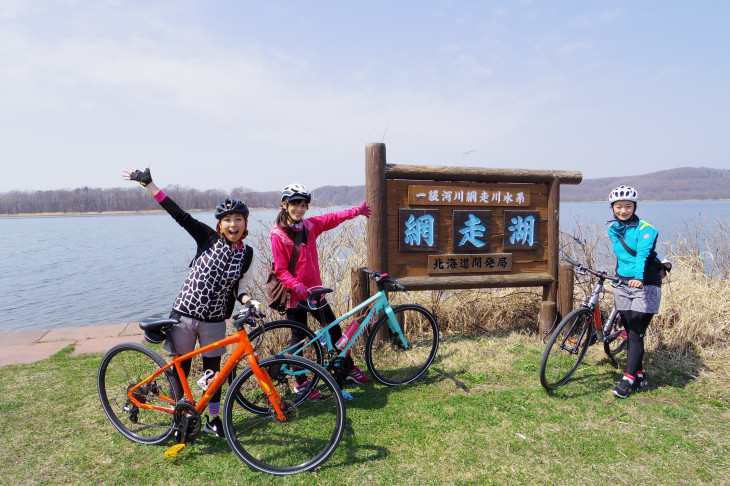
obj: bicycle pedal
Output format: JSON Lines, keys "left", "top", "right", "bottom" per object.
{"left": 340, "top": 390, "right": 354, "bottom": 401}
{"left": 164, "top": 443, "right": 186, "bottom": 457}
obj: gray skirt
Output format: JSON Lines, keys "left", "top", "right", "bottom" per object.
{"left": 163, "top": 315, "right": 227, "bottom": 357}
{"left": 613, "top": 284, "right": 662, "bottom": 314}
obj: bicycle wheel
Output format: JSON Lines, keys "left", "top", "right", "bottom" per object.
{"left": 223, "top": 354, "right": 345, "bottom": 476}
{"left": 365, "top": 304, "right": 439, "bottom": 386}
{"left": 97, "top": 342, "right": 182, "bottom": 445}
{"left": 539, "top": 307, "right": 594, "bottom": 390}
{"left": 604, "top": 312, "right": 627, "bottom": 366}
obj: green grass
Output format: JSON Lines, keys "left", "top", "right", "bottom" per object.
{"left": 1, "top": 334, "right": 728, "bottom": 485}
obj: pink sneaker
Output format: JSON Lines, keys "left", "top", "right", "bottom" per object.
{"left": 347, "top": 365, "right": 371, "bottom": 384}
{"left": 294, "top": 380, "right": 323, "bottom": 400}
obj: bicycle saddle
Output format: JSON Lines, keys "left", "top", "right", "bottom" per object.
{"left": 139, "top": 315, "right": 180, "bottom": 344}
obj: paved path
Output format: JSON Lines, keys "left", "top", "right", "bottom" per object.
{"left": 0, "top": 323, "right": 145, "bottom": 367}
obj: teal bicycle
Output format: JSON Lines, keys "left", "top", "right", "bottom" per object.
{"left": 246, "top": 270, "right": 439, "bottom": 389}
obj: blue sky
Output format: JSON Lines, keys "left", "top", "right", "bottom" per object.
{"left": 1, "top": 0, "right": 728, "bottom": 193}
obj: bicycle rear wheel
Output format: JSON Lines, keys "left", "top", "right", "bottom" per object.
{"left": 603, "top": 312, "right": 627, "bottom": 366}
{"left": 223, "top": 354, "right": 345, "bottom": 476}
{"left": 246, "top": 320, "right": 324, "bottom": 366}
{"left": 539, "top": 307, "right": 594, "bottom": 390}
{"left": 97, "top": 343, "right": 182, "bottom": 445}
{"left": 365, "top": 304, "right": 439, "bottom": 386}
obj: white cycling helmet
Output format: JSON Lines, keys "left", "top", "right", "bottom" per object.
{"left": 608, "top": 185, "right": 639, "bottom": 204}
{"left": 281, "top": 183, "right": 312, "bottom": 203}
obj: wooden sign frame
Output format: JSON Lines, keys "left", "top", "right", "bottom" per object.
{"left": 364, "top": 143, "right": 582, "bottom": 337}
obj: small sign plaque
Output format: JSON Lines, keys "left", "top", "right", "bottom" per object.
{"left": 408, "top": 185, "right": 530, "bottom": 207}
{"left": 428, "top": 253, "right": 512, "bottom": 274}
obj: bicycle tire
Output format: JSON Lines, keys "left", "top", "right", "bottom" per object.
{"left": 231, "top": 320, "right": 324, "bottom": 411}
{"left": 222, "top": 354, "right": 345, "bottom": 476}
{"left": 365, "top": 304, "right": 439, "bottom": 386}
{"left": 97, "top": 342, "right": 182, "bottom": 445}
{"left": 539, "top": 307, "right": 594, "bottom": 390}
{"left": 603, "top": 312, "right": 627, "bottom": 365}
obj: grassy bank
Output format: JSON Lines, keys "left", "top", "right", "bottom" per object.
{"left": 0, "top": 333, "right": 728, "bottom": 485}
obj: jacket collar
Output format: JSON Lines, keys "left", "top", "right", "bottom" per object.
{"left": 609, "top": 213, "right": 640, "bottom": 232}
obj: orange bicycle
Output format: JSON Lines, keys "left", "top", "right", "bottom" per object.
{"left": 97, "top": 307, "right": 345, "bottom": 476}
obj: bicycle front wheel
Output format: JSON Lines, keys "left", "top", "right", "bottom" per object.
{"left": 539, "top": 307, "right": 594, "bottom": 390}
{"left": 223, "top": 354, "right": 345, "bottom": 476}
{"left": 97, "top": 342, "right": 182, "bottom": 445}
{"left": 365, "top": 304, "right": 439, "bottom": 386}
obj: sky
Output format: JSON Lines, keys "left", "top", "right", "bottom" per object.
{"left": 1, "top": 0, "right": 728, "bottom": 194}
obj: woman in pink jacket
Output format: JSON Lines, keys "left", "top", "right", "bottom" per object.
{"left": 270, "top": 183, "right": 371, "bottom": 397}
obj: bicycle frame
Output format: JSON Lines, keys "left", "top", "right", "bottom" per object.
{"left": 576, "top": 274, "right": 623, "bottom": 344}
{"left": 284, "top": 288, "right": 405, "bottom": 365}
{"left": 127, "top": 328, "right": 286, "bottom": 421}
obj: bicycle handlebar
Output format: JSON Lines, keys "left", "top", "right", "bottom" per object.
{"left": 362, "top": 269, "right": 407, "bottom": 292}
{"left": 563, "top": 258, "right": 622, "bottom": 287}
{"left": 232, "top": 307, "right": 265, "bottom": 330}
{"left": 296, "top": 288, "right": 333, "bottom": 312}
{"left": 292, "top": 270, "right": 409, "bottom": 313}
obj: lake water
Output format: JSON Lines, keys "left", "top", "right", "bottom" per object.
{"left": 1, "top": 200, "right": 728, "bottom": 333}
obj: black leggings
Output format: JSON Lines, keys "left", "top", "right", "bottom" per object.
{"left": 619, "top": 310, "right": 654, "bottom": 377}
{"left": 287, "top": 304, "right": 344, "bottom": 384}
{"left": 180, "top": 355, "right": 222, "bottom": 403}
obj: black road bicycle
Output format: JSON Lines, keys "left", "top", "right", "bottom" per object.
{"left": 539, "top": 258, "right": 627, "bottom": 391}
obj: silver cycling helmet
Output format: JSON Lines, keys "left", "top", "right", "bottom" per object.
{"left": 281, "top": 183, "right": 312, "bottom": 203}
{"left": 608, "top": 185, "right": 639, "bottom": 204}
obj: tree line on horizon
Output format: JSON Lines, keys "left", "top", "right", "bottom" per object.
{"left": 1, "top": 167, "right": 726, "bottom": 215}
{"left": 0, "top": 184, "right": 366, "bottom": 215}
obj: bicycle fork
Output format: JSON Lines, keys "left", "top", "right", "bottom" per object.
{"left": 384, "top": 305, "right": 409, "bottom": 350}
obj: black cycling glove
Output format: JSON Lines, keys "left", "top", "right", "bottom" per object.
{"left": 129, "top": 168, "right": 153, "bottom": 186}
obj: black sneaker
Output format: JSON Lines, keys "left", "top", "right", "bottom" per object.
{"left": 634, "top": 374, "right": 649, "bottom": 390}
{"left": 612, "top": 378, "right": 634, "bottom": 399}
{"left": 203, "top": 415, "right": 225, "bottom": 438}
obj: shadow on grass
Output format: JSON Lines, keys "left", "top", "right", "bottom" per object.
{"left": 321, "top": 417, "right": 389, "bottom": 470}
{"left": 539, "top": 341, "right": 708, "bottom": 399}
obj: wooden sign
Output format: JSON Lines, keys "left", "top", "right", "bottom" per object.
{"left": 364, "top": 144, "right": 583, "bottom": 338}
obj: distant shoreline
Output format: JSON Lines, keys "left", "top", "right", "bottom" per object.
{"left": 2, "top": 199, "right": 728, "bottom": 218}
{"left": 0, "top": 206, "right": 319, "bottom": 218}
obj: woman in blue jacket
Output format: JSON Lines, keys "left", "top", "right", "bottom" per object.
{"left": 606, "top": 185, "right": 662, "bottom": 399}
